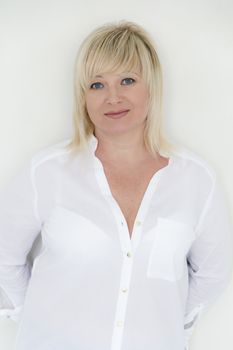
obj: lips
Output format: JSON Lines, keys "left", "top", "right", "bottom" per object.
{"left": 104, "top": 109, "right": 129, "bottom": 116}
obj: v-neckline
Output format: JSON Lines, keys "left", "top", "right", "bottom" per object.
{"left": 93, "top": 153, "right": 174, "bottom": 244}
{"left": 87, "top": 133, "right": 175, "bottom": 248}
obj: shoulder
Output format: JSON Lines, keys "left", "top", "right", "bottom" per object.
{"left": 30, "top": 138, "right": 73, "bottom": 171}
{"left": 173, "top": 145, "right": 217, "bottom": 186}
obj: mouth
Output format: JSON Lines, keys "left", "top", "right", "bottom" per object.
{"left": 104, "top": 109, "right": 130, "bottom": 119}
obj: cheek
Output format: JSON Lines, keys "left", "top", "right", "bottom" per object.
{"left": 134, "top": 90, "right": 149, "bottom": 111}
{"left": 85, "top": 94, "right": 103, "bottom": 114}
{"left": 85, "top": 96, "right": 96, "bottom": 115}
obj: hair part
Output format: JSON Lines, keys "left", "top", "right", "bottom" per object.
{"left": 66, "top": 20, "right": 178, "bottom": 157}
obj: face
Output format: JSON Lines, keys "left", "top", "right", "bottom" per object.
{"left": 84, "top": 70, "right": 149, "bottom": 137}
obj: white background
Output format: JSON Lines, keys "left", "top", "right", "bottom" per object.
{"left": 0, "top": 0, "right": 233, "bottom": 349}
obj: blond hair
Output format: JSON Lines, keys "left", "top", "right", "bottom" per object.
{"left": 67, "top": 20, "right": 177, "bottom": 157}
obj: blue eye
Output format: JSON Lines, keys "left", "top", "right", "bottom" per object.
{"left": 89, "top": 77, "right": 135, "bottom": 89}
{"left": 122, "top": 78, "right": 135, "bottom": 85}
{"left": 90, "top": 82, "right": 104, "bottom": 89}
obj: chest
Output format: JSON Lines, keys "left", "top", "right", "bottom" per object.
{"left": 102, "top": 163, "right": 163, "bottom": 238}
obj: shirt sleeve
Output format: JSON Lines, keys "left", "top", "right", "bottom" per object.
{"left": 0, "top": 160, "right": 42, "bottom": 322}
{"left": 184, "top": 174, "right": 233, "bottom": 349}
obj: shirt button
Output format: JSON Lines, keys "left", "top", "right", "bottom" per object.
{"left": 126, "top": 251, "right": 132, "bottom": 257}
{"left": 116, "top": 321, "right": 124, "bottom": 327}
{"left": 122, "top": 288, "right": 128, "bottom": 293}
{"left": 136, "top": 220, "right": 142, "bottom": 226}
{"left": 121, "top": 221, "right": 124, "bottom": 226}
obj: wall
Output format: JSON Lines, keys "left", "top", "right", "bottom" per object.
{"left": 0, "top": 0, "right": 233, "bottom": 349}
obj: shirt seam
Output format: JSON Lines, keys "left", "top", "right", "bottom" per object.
{"left": 194, "top": 173, "right": 216, "bottom": 235}
{"left": 30, "top": 148, "right": 71, "bottom": 225}
{"left": 173, "top": 147, "right": 216, "bottom": 180}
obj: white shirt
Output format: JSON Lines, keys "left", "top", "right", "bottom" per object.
{"left": 0, "top": 134, "right": 232, "bottom": 350}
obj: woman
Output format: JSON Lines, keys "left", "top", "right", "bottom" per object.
{"left": 0, "top": 20, "right": 232, "bottom": 350}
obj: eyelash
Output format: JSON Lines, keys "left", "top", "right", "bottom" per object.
{"left": 89, "top": 78, "right": 135, "bottom": 90}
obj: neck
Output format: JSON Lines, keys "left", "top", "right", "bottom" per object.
{"left": 93, "top": 129, "right": 156, "bottom": 165}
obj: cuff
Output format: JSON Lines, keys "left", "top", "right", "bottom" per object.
{"left": 184, "top": 304, "right": 205, "bottom": 348}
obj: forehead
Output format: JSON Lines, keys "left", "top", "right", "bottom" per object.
{"left": 87, "top": 57, "right": 142, "bottom": 80}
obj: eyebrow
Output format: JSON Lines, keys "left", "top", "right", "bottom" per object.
{"left": 93, "top": 72, "right": 140, "bottom": 78}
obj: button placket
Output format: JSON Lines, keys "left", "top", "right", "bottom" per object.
{"left": 92, "top": 143, "right": 171, "bottom": 350}
{"left": 110, "top": 246, "right": 134, "bottom": 350}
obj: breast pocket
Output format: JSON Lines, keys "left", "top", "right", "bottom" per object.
{"left": 146, "top": 217, "right": 195, "bottom": 281}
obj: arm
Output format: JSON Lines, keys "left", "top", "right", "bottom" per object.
{"left": 184, "top": 175, "right": 233, "bottom": 349}
{"left": 0, "top": 161, "right": 41, "bottom": 322}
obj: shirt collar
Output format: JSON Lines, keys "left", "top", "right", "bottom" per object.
{"left": 86, "top": 133, "right": 179, "bottom": 170}
{"left": 88, "top": 133, "right": 98, "bottom": 155}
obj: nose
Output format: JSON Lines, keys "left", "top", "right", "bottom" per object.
{"left": 106, "top": 86, "right": 122, "bottom": 104}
